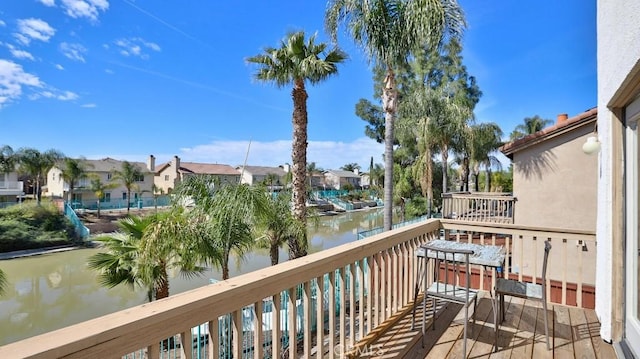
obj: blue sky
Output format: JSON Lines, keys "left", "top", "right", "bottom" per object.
{"left": 0, "top": 0, "right": 596, "bottom": 170}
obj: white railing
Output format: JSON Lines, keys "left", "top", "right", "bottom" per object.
{"left": 441, "top": 192, "right": 516, "bottom": 224}
{"left": 0, "top": 181, "right": 23, "bottom": 191}
{"left": 0, "top": 219, "right": 596, "bottom": 358}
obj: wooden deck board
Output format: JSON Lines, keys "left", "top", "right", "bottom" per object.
{"left": 351, "top": 292, "right": 615, "bottom": 359}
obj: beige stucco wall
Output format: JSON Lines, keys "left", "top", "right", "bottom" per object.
{"left": 512, "top": 123, "right": 597, "bottom": 231}
{"left": 155, "top": 165, "right": 178, "bottom": 194}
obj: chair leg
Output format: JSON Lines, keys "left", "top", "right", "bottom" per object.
{"left": 543, "top": 300, "right": 550, "bottom": 350}
{"left": 411, "top": 284, "right": 419, "bottom": 330}
{"left": 463, "top": 303, "right": 468, "bottom": 358}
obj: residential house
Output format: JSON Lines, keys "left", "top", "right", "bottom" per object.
{"left": 236, "top": 165, "right": 288, "bottom": 189}
{"left": 308, "top": 170, "right": 325, "bottom": 189}
{"left": 154, "top": 155, "right": 240, "bottom": 193}
{"left": 500, "top": 108, "right": 598, "bottom": 231}
{"left": 0, "top": 170, "right": 23, "bottom": 204}
{"left": 360, "top": 172, "right": 371, "bottom": 189}
{"left": 324, "top": 169, "right": 361, "bottom": 190}
{"left": 596, "top": 1, "right": 640, "bottom": 355}
{"left": 47, "top": 157, "right": 155, "bottom": 206}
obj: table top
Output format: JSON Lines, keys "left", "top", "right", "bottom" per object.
{"left": 416, "top": 239, "right": 506, "bottom": 268}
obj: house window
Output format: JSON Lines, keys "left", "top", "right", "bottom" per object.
{"left": 165, "top": 175, "right": 169, "bottom": 181}
{"left": 135, "top": 174, "right": 144, "bottom": 182}
{"left": 107, "top": 173, "right": 112, "bottom": 180}
{"left": 52, "top": 173, "right": 56, "bottom": 181}
{"left": 122, "top": 192, "right": 127, "bottom": 200}
{"left": 104, "top": 193, "right": 111, "bottom": 203}
{"left": 72, "top": 193, "right": 82, "bottom": 203}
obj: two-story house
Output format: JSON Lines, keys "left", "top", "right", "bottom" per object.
{"left": 236, "top": 165, "right": 288, "bottom": 190}
{"left": 323, "top": 169, "right": 362, "bottom": 190}
{"left": 0, "top": 169, "right": 24, "bottom": 205}
{"left": 154, "top": 156, "right": 240, "bottom": 193}
{"left": 47, "top": 157, "right": 155, "bottom": 207}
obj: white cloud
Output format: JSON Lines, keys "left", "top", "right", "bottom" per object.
{"left": 38, "top": 0, "right": 56, "bottom": 6}
{"left": 113, "top": 37, "right": 160, "bottom": 59}
{"left": 31, "top": 89, "right": 78, "bottom": 101}
{"left": 179, "top": 138, "right": 385, "bottom": 170}
{"left": 81, "top": 103, "right": 96, "bottom": 108}
{"left": 61, "top": 0, "right": 109, "bottom": 21}
{"left": 0, "top": 59, "right": 43, "bottom": 108}
{"left": 0, "top": 20, "right": 5, "bottom": 27}
{"left": 15, "top": 18, "right": 56, "bottom": 45}
{"left": 55, "top": 64, "right": 64, "bottom": 70}
{"left": 4, "top": 43, "right": 35, "bottom": 61}
{"left": 104, "top": 68, "right": 114, "bottom": 74}
{"left": 59, "top": 42, "right": 87, "bottom": 62}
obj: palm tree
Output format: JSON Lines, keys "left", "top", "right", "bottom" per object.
{"left": 16, "top": 147, "right": 64, "bottom": 205}
{"left": 87, "top": 211, "right": 203, "bottom": 301}
{"left": 247, "top": 31, "right": 347, "bottom": 259}
{"left": 340, "top": 163, "right": 361, "bottom": 172}
{"left": 173, "top": 176, "right": 269, "bottom": 279}
{"left": 111, "top": 161, "right": 144, "bottom": 214}
{"left": 326, "top": 0, "right": 465, "bottom": 230}
{"left": 88, "top": 175, "right": 118, "bottom": 218}
{"left": 0, "top": 268, "right": 7, "bottom": 296}
{"left": 254, "top": 192, "right": 306, "bottom": 266}
{"left": 60, "top": 158, "right": 91, "bottom": 204}
{"left": 509, "top": 115, "right": 553, "bottom": 140}
{"left": 151, "top": 184, "right": 164, "bottom": 213}
{"left": 471, "top": 122, "right": 504, "bottom": 192}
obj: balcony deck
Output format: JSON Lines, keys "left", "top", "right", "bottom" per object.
{"left": 357, "top": 293, "right": 615, "bottom": 359}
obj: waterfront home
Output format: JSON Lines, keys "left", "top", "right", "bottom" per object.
{"left": 236, "top": 165, "right": 288, "bottom": 189}
{"left": 323, "top": 169, "right": 361, "bottom": 190}
{"left": 46, "top": 157, "right": 154, "bottom": 206}
{"left": 0, "top": 170, "right": 23, "bottom": 205}
{"left": 154, "top": 155, "right": 240, "bottom": 193}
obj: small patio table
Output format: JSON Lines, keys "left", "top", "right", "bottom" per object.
{"left": 414, "top": 239, "right": 506, "bottom": 352}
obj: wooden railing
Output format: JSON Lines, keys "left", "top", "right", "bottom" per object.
{"left": 0, "top": 219, "right": 596, "bottom": 358}
{"left": 441, "top": 192, "right": 516, "bottom": 224}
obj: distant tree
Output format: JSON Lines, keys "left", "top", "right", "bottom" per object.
{"left": 151, "top": 184, "right": 165, "bottom": 213}
{"left": 247, "top": 31, "right": 347, "bottom": 259}
{"left": 340, "top": 163, "right": 361, "bottom": 172}
{"left": 356, "top": 99, "right": 385, "bottom": 143}
{"left": 306, "top": 162, "right": 323, "bottom": 189}
{"left": 88, "top": 175, "right": 118, "bottom": 218}
{"left": 60, "top": 158, "right": 92, "bottom": 204}
{"left": 0, "top": 145, "right": 17, "bottom": 175}
{"left": 16, "top": 148, "right": 64, "bottom": 205}
{"left": 326, "top": 0, "right": 465, "bottom": 230}
{"left": 111, "top": 161, "right": 144, "bottom": 214}
{"left": 254, "top": 192, "right": 306, "bottom": 266}
{"left": 370, "top": 163, "right": 384, "bottom": 188}
{"left": 471, "top": 122, "right": 504, "bottom": 192}
{"left": 509, "top": 115, "right": 553, "bottom": 140}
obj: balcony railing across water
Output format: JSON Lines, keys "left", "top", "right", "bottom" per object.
{"left": 0, "top": 219, "right": 596, "bottom": 358}
{"left": 441, "top": 192, "right": 516, "bottom": 224}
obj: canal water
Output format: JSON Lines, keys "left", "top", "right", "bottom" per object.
{"left": 0, "top": 208, "right": 386, "bottom": 345}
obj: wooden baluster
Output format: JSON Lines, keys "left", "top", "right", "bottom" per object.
{"left": 316, "top": 276, "right": 325, "bottom": 359}
{"left": 288, "top": 287, "right": 297, "bottom": 359}
{"left": 349, "top": 264, "right": 355, "bottom": 347}
{"left": 208, "top": 318, "right": 218, "bottom": 359}
{"left": 272, "top": 293, "right": 281, "bottom": 359}
{"left": 232, "top": 310, "right": 242, "bottom": 359}
{"left": 357, "top": 260, "right": 365, "bottom": 340}
{"left": 146, "top": 343, "right": 159, "bottom": 359}
{"left": 373, "top": 254, "right": 380, "bottom": 328}
{"left": 254, "top": 300, "right": 264, "bottom": 359}
{"left": 339, "top": 269, "right": 346, "bottom": 354}
{"left": 366, "top": 256, "right": 373, "bottom": 335}
{"left": 328, "top": 271, "right": 336, "bottom": 359}
{"left": 303, "top": 281, "right": 312, "bottom": 358}
{"left": 180, "top": 329, "right": 193, "bottom": 359}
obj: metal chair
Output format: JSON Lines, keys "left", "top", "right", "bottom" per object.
{"left": 495, "top": 239, "right": 552, "bottom": 350}
{"left": 413, "top": 242, "right": 478, "bottom": 358}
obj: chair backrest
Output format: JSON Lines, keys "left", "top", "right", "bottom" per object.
{"left": 540, "top": 240, "right": 552, "bottom": 283}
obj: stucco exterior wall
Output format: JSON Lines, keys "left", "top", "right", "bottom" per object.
{"left": 512, "top": 124, "right": 597, "bottom": 231}
{"left": 596, "top": 0, "right": 640, "bottom": 342}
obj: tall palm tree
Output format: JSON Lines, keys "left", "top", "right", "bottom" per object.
{"left": 87, "top": 211, "right": 203, "bottom": 301}
{"left": 326, "top": 0, "right": 465, "bottom": 230}
{"left": 0, "top": 268, "right": 7, "bottom": 296}
{"left": 471, "top": 122, "right": 504, "bottom": 192}
{"left": 60, "top": 158, "right": 91, "bottom": 204}
{"left": 254, "top": 192, "right": 306, "bottom": 266}
{"left": 341, "top": 163, "right": 361, "bottom": 172}
{"left": 509, "top": 115, "right": 553, "bottom": 140}
{"left": 173, "top": 176, "right": 269, "bottom": 280}
{"left": 247, "top": 31, "right": 347, "bottom": 259}
{"left": 111, "top": 161, "right": 144, "bottom": 214}
{"left": 16, "top": 147, "right": 64, "bottom": 205}
{"left": 88, "top": 175, "right": 118, "bottom": 218}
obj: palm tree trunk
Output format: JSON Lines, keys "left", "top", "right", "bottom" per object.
{"left": 126, "top": 189, "right": 131, "bottom": 214}
{"left": 382, "top": 69, "right": 398, "bottom": 231}
{"left": 289, "top": 79, "right": 308, "bottom": 259}
{"left": 270, "top": 245, "right": 279, "bottom": 266}
{"left": 441, "top": 146, "right": 449, "bottom": 193}
{"left": 36, "top": 174, "right": 42, "bottom": 205}
{"left": 97, "top": 200, "right": 101, "bottom": 218}
{"left": 155, "top": 265, "right": 170, "bottom": 300}
{"left": 485, "top": 168, "right": 492, "bottom": 192}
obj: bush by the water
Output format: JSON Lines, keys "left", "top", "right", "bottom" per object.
{"left": 0, "top": 202, "right": 79, "bottom": 252}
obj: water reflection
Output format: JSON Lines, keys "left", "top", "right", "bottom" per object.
{"left": 0, "top": 208, "right": 385, "bottom": 345}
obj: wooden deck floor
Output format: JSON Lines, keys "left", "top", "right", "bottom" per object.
{"left": 358, "top": 293, "right": 617, "bottom": 359}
